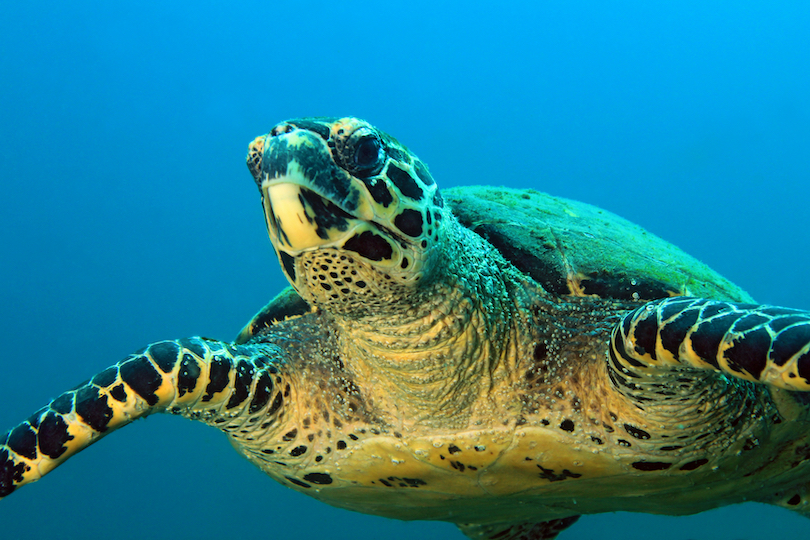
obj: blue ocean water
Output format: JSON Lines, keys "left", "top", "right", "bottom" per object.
{"left": 1, "top": 1, "right": 809, "bottom": 538}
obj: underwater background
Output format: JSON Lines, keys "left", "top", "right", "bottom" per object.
{"left": 1, "top": 1, "right": 809, "bottom": 538}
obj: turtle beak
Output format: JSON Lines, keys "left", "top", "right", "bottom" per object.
{"left": 255, "top": 128, "right": 372, "bottom": 255}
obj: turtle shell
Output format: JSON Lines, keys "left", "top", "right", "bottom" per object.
{"left": 236, "top": 186, "right": 752, "bottom": 344}
{"left": 445, "top": 185, "right": 753, "bottom": 303}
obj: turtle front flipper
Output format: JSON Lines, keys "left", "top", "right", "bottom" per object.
{"left": 457, "top": 516, "right": 580, "bottom": 540}
{"left": 0, "top": 337, "right": 290, "bottom": 498}
{"left": 611, "top": 297, "right": 810, "bottom": 391}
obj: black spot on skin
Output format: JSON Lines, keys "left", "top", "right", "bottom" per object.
{"left": 348, "top": 433, "right": 359, "bottom": 441}
{"left": 7, "top": 424, "right": 37, "bottom": 460}
{"left": 658, "top": 298, "right": 694, "bottom": 320}
{"left": 303, "top": 472, "right": 333, "bottom": 485}
{"left": 623, "top": 424, "right": 651, "bottom": 440}
{"left": 177, "top": 353, "right": 201, "bottom": 398}
{"left": 119, "top": 356, "right": 163, "bottom": 407}
{"left": 37, "top": 412, "right": 74, "bottom": 459}
{"left": 299, "top": 188, "right": 353, "bottom": 240}
{"left": 534, "top": 342, "right": 548, "bottom": 361}
{"left": 448, "top": 444, "right": 461, "bottom": 455}
{"left": 249, "top": 372, "right": 274, "bottom": 414}
{"left": 279, "top": 251, "right": 297, "bottom": 283}
{"left": 660, "top": 307, "right": 703, "bottom": 360}
{"left": 283, "top": 429, "right": 298, "bottom": 441}
{"left": 343, "top": 231, "right": 393, "bottom": 261}
{"left": 787, "top": 494, "right": 802, "bottom": 505}
{"left": 289, "top": 119, "right": 331, "bottom": 140}
{"left": 612, "top": 333, "right": 646, "bottom": 370}
{"left": 617, "top": 439, "right": 632, "bottom": 447}
{"left": 730, "top": 313, "right": 770, "bottom": 333}
{"left": 379, "top": 478, "right": 393, "bottom": 487}
{"left": 413, "top": 160, "right": 434, "bottom": 186}
{"left": 361, "top": 177, "right": 394, "bottom": 207}
{"left": 74, "top": 385, "right": 113, "bottom": 432}
{"left": 632, "top": 314, "right": 659, "bottom": 359}
{"left": 632, "top": 461, "right": 672, "bottom": 471}
{"left": 449, "top": 460, "right": 465, "bottom": 472}
{"left": 0, "top": 448, "right": 28, "bottom": 497}
{"left": 560, "top": 419, "right": 575, "bottom": 432}
{"left": 591, "top": 436, "right": 603, "bottom": 445}
{"left": 147, "top": 341, "right": 181, "bottom": 373}
{"left": 622, "top": 312, "right": 634, "bottom": 339}
{"left": 285, "top": 476, "right": 311, "bottom": 489}
{"left": 393, "top": 209, "right": 423, "bottom": 237}
{"left": 226, "top": 360, "right": 255, "bottom": 409}
{"left": 768, "top": 315, "right": 810, "bottom": 334}
{"left": 267, "top": 392, "right": 284, "bottom": 416}
{"left": 770, "top": 324, "right": 809, "bottom": 366}
{"left": 109, "top": 384, "right": 126, "bottom": 402}
{"left": 386, "top": 163, "right": 423, "bottom": 200}
{"left": 26, "top": 409, "right": 45, "bottom": 429}
{"left": 384, "top": 145, "right": 407, "bottom": 163}
{"left": 798, "top": 352, "right": 810, "bottom": 383}
{"left": 289, "top": 445, "right": 307, "bottom": 457}
{"left": 336, "top": 440, "right": 347, "bottom": 450}
{"left": 403, "top": 477, "right": 427, "bottom": 487}
{"left": 679, "top": 458, "right": 709, "bottom": 471}
{"left": 92, "top": 367, "right": 118, "bottom": 388}
{"left": 724, "top": 327, "right": 771, "bottom": 378}
{"left": 690, "top": 313, "right": 739, "bottom": 368}
{"left": 202, "top": 355, "right": 232, "bottom": 402}
{"left": 537, "top": 465, "right": 582, "bottom": 482}
{"left": 660, "top": 445, "right": 683, "bottom": 451}
{"left": 433, "top": 191, "right": 444, "bottom": 208}
{"left": 247, "top": 292, "right": 310, "bottom": 334}
{"left": 50, "top": 393, "right": 74, "bottom": 415}
{"left": 761, "top": 307, "right": 804, "bottom": 316}
{"left": 178, "top": 337, "right": 207, "bottom": 360}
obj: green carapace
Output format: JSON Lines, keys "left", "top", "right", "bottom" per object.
{"left": 3, "top": 118, "right": 810, "bottom": 540}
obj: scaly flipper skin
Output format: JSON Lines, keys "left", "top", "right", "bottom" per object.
{"left": 0, "top": 337, "right": 290, "bottom": 498}
{"left": 612, "top": 297, "right": 810, "bottom": 391}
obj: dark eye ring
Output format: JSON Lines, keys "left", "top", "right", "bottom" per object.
{"left": 353, "top": 136, "right": 382, "bottom": 170}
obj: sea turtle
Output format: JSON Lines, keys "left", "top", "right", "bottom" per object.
{"left": 2, "top": 117, "right": 810, "bottom": 539}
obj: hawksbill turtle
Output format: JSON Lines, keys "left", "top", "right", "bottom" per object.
{"left": 2, "top": 117, "right": 810, "bottom": 540}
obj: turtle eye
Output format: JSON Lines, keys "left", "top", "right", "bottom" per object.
{"left": 338, "top": 126, "right": 384, "bottom": 177}
{"left": 354, "top": 137, "right": 382, "bottom": 170}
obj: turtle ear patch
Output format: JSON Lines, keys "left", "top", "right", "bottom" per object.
{"left": 393, "top": 209, "right": 423, "bottom": 238}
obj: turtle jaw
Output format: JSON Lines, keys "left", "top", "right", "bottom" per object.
{"left": 261, "top": 175, "right": 369, "bottom": 255}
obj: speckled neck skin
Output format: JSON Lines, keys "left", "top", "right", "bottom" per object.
{"left": 297, "top": 214, "right": 530, "bottom": 428}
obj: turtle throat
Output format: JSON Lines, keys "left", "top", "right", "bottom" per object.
{"left": 333, "top": 223, "right": 524, "bottom": 426}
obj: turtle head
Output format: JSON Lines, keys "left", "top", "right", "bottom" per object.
{"left": 248, "top": 117, "right": 445, "bottom": 314}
